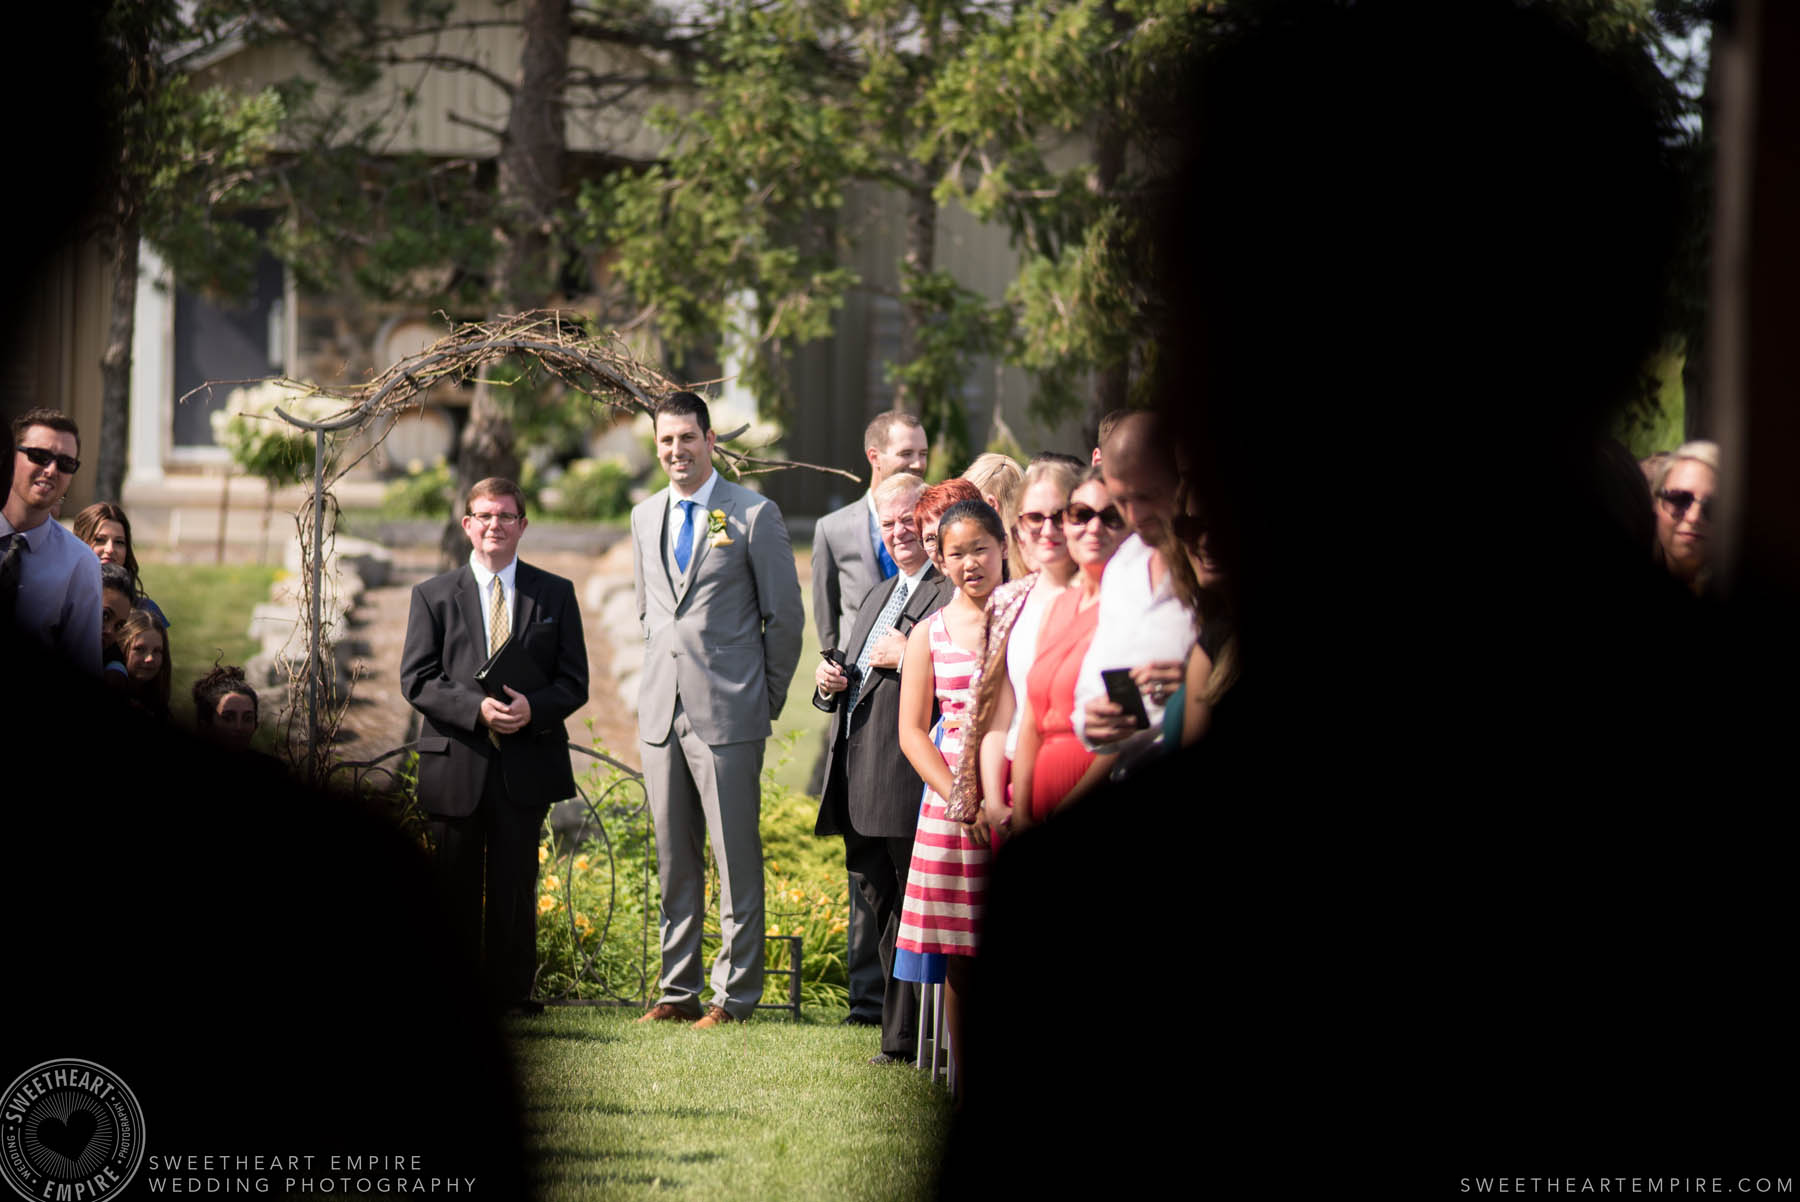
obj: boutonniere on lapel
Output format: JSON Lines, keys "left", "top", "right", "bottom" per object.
{"left": 707, "top": 508, "right": 733, "bottom": 547}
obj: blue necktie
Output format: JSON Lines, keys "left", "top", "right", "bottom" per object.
{"left": 870, "top": 507, "right": 897, "bottom": 579}
{"left": 674, "top": 499, "right": 696, "bottom": 574}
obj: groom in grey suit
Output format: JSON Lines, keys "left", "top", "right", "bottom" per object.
{"left": 632, "top": 392, "right": 804, "bottom": 1027}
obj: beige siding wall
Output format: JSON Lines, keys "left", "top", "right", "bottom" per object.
{"left": 193, "top": 0, "right": 675, "bottom": 160}
{"left": 5, "top": 240, "right": 110, "bottom": 511}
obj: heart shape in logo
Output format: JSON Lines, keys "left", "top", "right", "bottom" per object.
{"left": 38, "top": 1109, "right": 97, "bottom": 1161}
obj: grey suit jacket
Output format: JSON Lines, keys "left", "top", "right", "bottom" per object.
{"left": 631, "top": 475, "right": 805, "bottom": 747}
{"left": 810, "top": 495, "right": 881, "bottom": 654}
{"left": 813, "top": 566, "right": 954, "bottom": 840}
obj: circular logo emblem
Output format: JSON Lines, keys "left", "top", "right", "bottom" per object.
{"left": 1, "top": 1059, "right": 145, "bottom": 1202}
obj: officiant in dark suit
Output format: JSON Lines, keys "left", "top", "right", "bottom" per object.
{"left": 813, "top": 471, "right": 952, "bottom": 1063}
{"left": 400, "top": 477, "right": 589, "bottom": 1014}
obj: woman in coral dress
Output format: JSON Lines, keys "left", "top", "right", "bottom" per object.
{"left": 1011, "top": 471, "right": 1128, "bottom": 828}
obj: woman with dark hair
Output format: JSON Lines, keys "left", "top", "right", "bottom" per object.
{"left": 111, "top": 608, "right": 172, "bottom": 720}
{"left": 73, "top": 502, "right": 168, "bottom": 627}
{"left": 1008, "top": 470, "right": 1127, "bottom": 828}
{"left": 100, "top": 563, "right": 137, "bottom": 673}
{"left": 193, "top": 664, "right": 260, "bottom": 749}
{"left": 1153, "top": 497, "right": 1239, "bottom": 750}
{"left": 894, "top": 498, "right": 1007, "bottom": 1087}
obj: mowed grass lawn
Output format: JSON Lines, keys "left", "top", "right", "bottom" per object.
{"left": 137, "top": 558, "right": 282, "bottom": 722}
{"left": 510, "top": 1008, "right": 950, "bottom": 1202}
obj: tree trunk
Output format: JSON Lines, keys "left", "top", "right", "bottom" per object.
{"left": 1089, "top": 0, "right": 1130, "bottom": 435}
{"left": 97, "top": 212, "right": 139, "bottom": 503}
{"left": 441, "top": 0, "right": 571, "bottom": 567}
{"left": 892, "top": 165, "right": 938, "bottom": 422}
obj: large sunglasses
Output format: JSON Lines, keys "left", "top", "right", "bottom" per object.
{"left": 1657, "top": 489, "right": 1713, "bottom": 522}
{"left": 1017, "top": 509, "right": 1064, "bottom": 535}
{"left": 1063, "top": 503, "right": 1126, "bottom": 531}
{"left": 18, "top": 445, "right": 80, "bottom": 475}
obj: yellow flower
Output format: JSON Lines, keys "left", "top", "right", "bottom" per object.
{"left": 543, "top": 875, "right": 561, "bottom": 892}
{"left": 829, "top": 919, "right": 847, "bottom": 935}
{"left": 788, "top": 888, "right": 804, "bottom": 903}
{"left": 768, "top": 926, "right": 780, "bottom": 936}
{"left": 537, "top": 895, "right": 558, "bottom": 914}
{"left": 574, "top": 913, "right": 593, "bottom": 933}
{"left": 538, "top": 846, "right": 549, "bottom": 864}
{"left": 572, "top": 854, "right": 590, "bottom": 873}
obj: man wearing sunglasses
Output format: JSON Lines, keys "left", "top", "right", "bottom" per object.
{"left": 3, "top": 408, "right": 100, "bottom": 674}
{"left": 400, "top": 476, "right": 589, "bottom": 1015}
{"left": 1071, "top": 411, "right": 1197, "bottom": 754}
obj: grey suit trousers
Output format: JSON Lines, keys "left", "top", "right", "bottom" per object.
{"left": 643, "top": 699, "right": 766, "bottom": 1019}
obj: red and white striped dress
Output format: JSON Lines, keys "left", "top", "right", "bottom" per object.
{"left": 896, "top": 609, "right": 989, "bottom": 958}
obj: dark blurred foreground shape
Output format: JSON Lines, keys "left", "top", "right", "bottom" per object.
{"left": 3, "top": 636, "right": 533, "bottom": 1197}
{"left": 944, "top": 2, "right": 1794, "bottom": 1193}
{"left": 2, "top": 15, "right": 528, "bottom": 1182}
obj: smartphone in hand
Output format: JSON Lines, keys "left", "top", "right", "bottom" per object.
{"left": 1100, "top": 668, "right": 1152, "bottom": 730}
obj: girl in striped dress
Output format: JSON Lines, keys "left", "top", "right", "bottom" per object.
{"left": 895, "top": 498, "right": 1006, "bottom": 1084}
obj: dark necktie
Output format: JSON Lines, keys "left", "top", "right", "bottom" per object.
{"left": 0, "top": 533, "right": 23, "bottom": 630}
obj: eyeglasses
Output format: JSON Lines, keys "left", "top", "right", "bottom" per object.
{"left": 18, "top": 445, "right": 80, "bottom": 475}
{"left": 1657, "top": 489, "right": 1713, "bottom": 522}
{"left": 922, "top": 532, "right": 939, "bottom": 551}
{"left": 1063, "top": 504, "right": 1126, "bottom": 531}
{"left": 466, "top": 511, "right": 522, "bottom": 527}
{"left": 1018, "top": 509, "right": 1064, "bottom": 534}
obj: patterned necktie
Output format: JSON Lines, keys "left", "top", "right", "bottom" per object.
{"left": 487, "top": 575, "right": 509, "bottom": 746}
{"left": 489, "top": 575, "right": 509, "bottom": 653}
{"left": 673, "top": 499, "right": 697, "bottom": 574}
{"left": 845, "top": 578, "right": 908, "bottom": 715}
{"left": 0, "top": 533, "right": 22, "bottom": 630}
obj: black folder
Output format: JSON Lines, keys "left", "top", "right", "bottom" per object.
{"left": 474, "top": 635, "right": 548, "bottom": 701}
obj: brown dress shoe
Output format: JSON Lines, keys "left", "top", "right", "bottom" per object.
{"left": 692, "top": 1005, "right": 736, "bottom": 1029}
{"left": 637, "top": 1002, "right": 702, "bottom": 1024}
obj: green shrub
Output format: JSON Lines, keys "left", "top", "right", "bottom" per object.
{"left": 382, "top": 458, "right": 455, "bottom": 518}
{"left": 550, "top": 458, "right": 635, "bottom": 521}
{"left": 534, "top": 734, "right": 850, "bottom": 1010}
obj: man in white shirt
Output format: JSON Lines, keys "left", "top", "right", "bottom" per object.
{"left": 1073, "top": 411, "right": 1195, "bottom": 751}
{"left": 400, "top": 477, "right": 590, "bottom": 1013}
{"left": 2, "top": 409, "right": 100, "bottom": 675}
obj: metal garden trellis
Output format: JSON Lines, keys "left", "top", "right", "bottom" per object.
{"left": 223, "top": 309, "right": 855, "bottom": 777}
{"left": 221, "top": 309, "right": 857, "bottom": 1006}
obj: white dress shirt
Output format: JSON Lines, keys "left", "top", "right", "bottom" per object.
{"left": 1071, "top": 533, "right": 1196, "bottom": 749}
{"left": 664, "top": 469, "right": 721, "bottom": 572}
{"left": 468, "top": 552, "right": 518, "bottom": 652}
